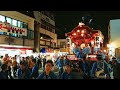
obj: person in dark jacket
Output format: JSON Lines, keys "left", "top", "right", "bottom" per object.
{"left": 37, "top": 60, "right": 57, "bottom": 79}
{"left": 63, "top": 56, "right": 71, "bottom": 65}
{"left": 42, "top": 56, "right": 46, "bottom": 70}
{"left": 111, "top": 57, "right": 120, "bottom": 79}
{"left": 56, "top": 56, "right": 64, "bottom": 78}
{"left": 61, "top": 62, "right": 75, "bottom": 79}
{"left": 0, "top": 64, "right": 8, "bottom": 79}
{"left": 18, "top": 61, "right": 30, "bottom": 79}
{"left": 30, "top": 58, "right": 39, "bottom": 79}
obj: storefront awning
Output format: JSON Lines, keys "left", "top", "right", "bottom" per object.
{"left": 0, "top": 44, "right": 33, "bottom": 50}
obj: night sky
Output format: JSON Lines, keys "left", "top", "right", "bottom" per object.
{"left": 54, "top": 11, "right": 120, "bottom": 46}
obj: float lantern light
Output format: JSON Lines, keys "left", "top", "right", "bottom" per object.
{"left": 77, "top": 30, "right": 80, "bottom": 32}
{"left": 73, "top": 33, "right": 76, "bottom": 36}
{"left": 81, "top": 34, "right": 84, "bottom": 36}
{"left": 81, "top": 30, "right": 85, "bottom": 33}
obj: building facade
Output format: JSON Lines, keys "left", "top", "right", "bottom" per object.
{"left": 57, "top": 39, "right": 69, "bottom": 52}
{"left": 0, "top": 11, "right": 34, "bottom": 56}
{"left": 57, "top": 39, "right": 66, "bottom": 48}
{"left": 34, "top": 11, "right": 57, "bottom": 53}
{"left": 108, "top": 19, "right": 120, "bottom": 57}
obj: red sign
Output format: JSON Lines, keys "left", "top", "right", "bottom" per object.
{"left": 0, "top": 23, "right": 25, "bottom": 32}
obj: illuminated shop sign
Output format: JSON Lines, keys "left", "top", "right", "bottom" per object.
{"left": 0, "top": 22, "right": 27, "bottom": 36}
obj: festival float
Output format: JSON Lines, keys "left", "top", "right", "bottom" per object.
{"left": 65, "top": 22, "right": 104, "bottom": 61}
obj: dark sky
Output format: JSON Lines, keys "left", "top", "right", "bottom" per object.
{"left": 54, "top": 11, "right": 120, "bottom": 46}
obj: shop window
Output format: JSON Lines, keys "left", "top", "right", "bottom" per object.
{"left": 23, "top": 23, "right": 28, "bottom": 29}
{"left": 12, "top": 19, "right": 17, "bottom": 26}
{"left": 27, "top": 30, "right": 34, "bottom": 39}
{"left": 0, "top": 15, "right": 5, "bottom": 22}
{"left": 6, "top": 17, "right": 12, "bottom": 24}
{"left": 0, "top": 32, "right": 4, "bottom": 35}
{"left": 18, "top": 21, "right": 21, "bottom": 28}
{"left": 20, "top": 22, "right": 24, "bottom": 28}
{"left": 14, "top": 34, "right": 17, "bottom": 37}
{"left": 18, "top": 21, "right": 25, "bottom": 28}
{"left": 30, "top": 30, "right": 34, "bottom": 39}
{"left": 27, "top": 30, "right": 30, "bottom": 39}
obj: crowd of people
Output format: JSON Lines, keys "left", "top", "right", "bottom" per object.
{"left": 72, "top": 43, "right": 120, "bottom": 79}
{"left": 0, "top": 47, "right": 120, "bottom": 79}
{"left": 0, "top": 54, "right": 75, "bottom": 79}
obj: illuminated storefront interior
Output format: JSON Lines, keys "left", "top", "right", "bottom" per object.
{"left": 0, "top": 44, "right": 33, "bottom": 57}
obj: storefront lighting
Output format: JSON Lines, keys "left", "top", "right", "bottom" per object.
{"left": 40, "top": 37, "right": 43, "bottom": 39}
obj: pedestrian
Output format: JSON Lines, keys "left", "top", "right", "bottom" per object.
{"left": 12, "top": 57, "right": 18, "bottom": 77}
{"left": 37, "top": 60, "right": 58, "bottom": 79}
{"left": 30, "top": 58, "right": 39, "bottom": 79}
{"left": 42, "top": 56, "right": 46, "bottom": 70}
{"left": 61, "top": 62, "right": 75, "bottom": 79}
{"left": 0, "top": 64, "right": 8, "bottom": 79}
{"left": 18, "top": 61, "right": 30, "bottom": 79}
{"left": 28, "top": 55, "right": 34, "bottom": 72}
{"left": 56, "top": 56, "right": 64, "bottom": 78}
{"left": 111, "top": 57, "right": 120, "bottom": 79}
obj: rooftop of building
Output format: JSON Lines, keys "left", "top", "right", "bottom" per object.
{"left": 17, "top": 11, "right": 35, "bottom": 18}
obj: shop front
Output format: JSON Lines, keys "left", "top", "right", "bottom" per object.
{"left": 0, "top": 44, "right": 33, "bottom": 57}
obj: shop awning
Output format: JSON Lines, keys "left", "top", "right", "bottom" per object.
{"left": 0, "top": 44, "right": 33, "bottom": 50}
